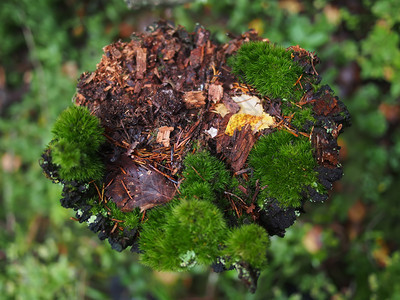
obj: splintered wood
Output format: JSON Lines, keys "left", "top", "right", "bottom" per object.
{"left": 157, "top": 126, "right": 174, "bottom": 147}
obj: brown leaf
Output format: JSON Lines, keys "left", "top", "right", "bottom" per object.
{"left": 246, "top": 203, "right": 256, "bottom": 214}
{"left": 106, "top": 157, "right": 176, "bottom": 212}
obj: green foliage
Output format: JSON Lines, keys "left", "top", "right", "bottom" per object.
{"left": 1, "top": 240, "right": 78, "bottom": 300}
{"left": 139, "top": 198, "right": 227, "bottom": 271}
{"left": 181, "top": 150, "right": 231, "bottom": 193}
{"left": 359, "top": 23, "right": 400, "bottom": 97}
{"left": 281, "top": 101, "right": 316, "bottom": 131}
{"left": 2, "top": 0, "right": 400, "bottom": 298}
{"left": 179, "top": 181, "right": 214, "bottom": 202}
{"left": 167, "top": 198, "right": 227, "bottom": 267}
{"left": 50, "top": 106, "right": 105, "bottom": 181}
{"left": 373, "top": 251, "right": 400, "bottom": 299}
{"left": 52, "top": 106, "right": 105, "bottom": 150}
{"left": 228, "top": 41, "right": 303, "bottom": 100}
{"left": 224, "top": 224, "right": 270, "bottom": 269}
{"left": 249, "top": 130, "right": 322, "bottom": 208}
{"left": 138, "top": 203, "right": 175, "bottom": 270}
{"left": 105, "top": 200, "right": 141, "bottom": 230}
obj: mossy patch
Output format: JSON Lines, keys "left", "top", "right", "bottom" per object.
{"left": 224, "top": 224, "right": 270, "bottom": 269}
{"left": 181, "top": 150, "right": 231, "bottom": 193}
{"left": 228, "top": 41, "right": 304, "bottom": 100}
{"left": 281, "top": 101, "right": 316, "bottom": 131}
{"left": 249, "top": 130, "right": 323, "bottom": 208}
{"left": 50, "top": 106, "right": 105, "bottom": 181}
{"left": 139, "top": 198, "right": 227, "bottom": 271}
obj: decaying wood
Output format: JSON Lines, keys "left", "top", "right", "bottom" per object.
{"left": 183, "top": 91, "right": 206, "bottom": 109}
{"left": 75, "top": 21, "right": 348, "bottom": 214}
{"left": 156, "top": 126, "right": 174, "bottom": 147}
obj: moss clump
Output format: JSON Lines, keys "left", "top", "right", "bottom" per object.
{"left": 105, "top": 201, "right": 141, "bottom": 230}
{"left": 281, "top": 101, "right": 316, "bottom": 131}
{"left": 249, "top": 130, "right": 323, "bottom": 208}
{"left": 139, "top": 150, "right": 234, "bottom": 271}
{"left": 181, "top": 150, "right": 231, "bottom": 193}
{"left": 167, "top": 198, "right": 227, "bottom": 267}
{"left": 228, "top": 41, "right": 304, "bottom": 100}
{"left": 139, "top": 198, "right": 227, "bottom": 271}
{"left": 50, "top": 106, "right": 105, "bottom": 182}
{"left": 224, "top": 224, "right": 270, "bottom": 269}
{"left": 138, "top": 203, "right": 173, "bottom": 270}
{"left": 180, "top": 150, "right": 233, "bottom": 210}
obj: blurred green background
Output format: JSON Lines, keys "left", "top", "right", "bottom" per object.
{"left": 1, "top": 0, "right": 400, "bottom": 299}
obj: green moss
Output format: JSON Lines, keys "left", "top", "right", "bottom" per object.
{"left": 139, "top": 198, "right": 227, "bottom": 271}
{"left": 249, "top": 130, "right": 322, "bottom": 208}
{"left": 138, "top": 203, "right": 176, "bottom": 270}
{"left": 50, "top": 106, "right": 105, "bottom": 181}
{"left": 106, "top": 201, "right": 142, "bottom": 230}
{"left": 52, "top": 106, "right": 105, "bottom": 150}
{"left": 88, "top": 197, "right": 106, "bottom": 216}
{"left": 179, "top": 181, "right": 215, "bottom": 202}
{"left": 181, "top": 150, "right": 231, "bottom": 192}
{"left": 224, "top": 224, "right": 270, "bottom": 269}
{"left": 281, "top": 101, "right": 316, "bottom": 131}
{"left": 167, "top": 198, "right": 227, "bottom": 266}
{"left": 228, "top": 41, "right": 304, "bottom": 100}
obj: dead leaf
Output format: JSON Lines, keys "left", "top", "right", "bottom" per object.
{"left": 225, "top": 94, "right": 275, "bottom": 136}
{"left": 223, "top": 94, "right": 275, "bottom": 135}
{"left": 246, "top": 203, "right": 256, "bottom": 214}
{"left": 106, "top": 157, "right": 176, "bottom": 212}
{"left": 225, "top": 113, "right": 275, "bottom": 136}
{"left": 232, "top": 94, "right": 264, "bottom": 116}
{"left": 213, "top": 103, "right": 229, "bottom": 117}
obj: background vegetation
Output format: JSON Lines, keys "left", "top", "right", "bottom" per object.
{"left": 1, "top": 0, "right": 399, "bottom": 298}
